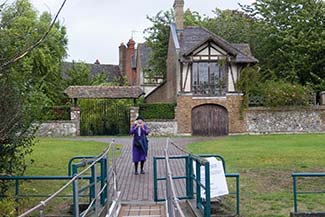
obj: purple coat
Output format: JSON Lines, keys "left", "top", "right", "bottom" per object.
{"left": 130, "top": 123, "right": 149, "bottom": 163}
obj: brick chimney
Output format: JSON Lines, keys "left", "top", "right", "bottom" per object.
{"left": 125, "top": 39, "right": 136, "bottom": 85}
{"left": 174, "top": 0, "right": 184, "bottom": 30}
{"left": 119, "top": 43, "right": 126, "bottom": 76}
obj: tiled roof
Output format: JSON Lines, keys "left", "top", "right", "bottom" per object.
{"left": 62, "top": 62, "right": 122, "bottom": 82}
{"left": 138, "top": 43, "right": 152, "bottom": 68}
{"left": 231, "top": 43, "right": 258, "bottom": 63}
{"left": 64, "top": 86, "right": 144, "bottom": 99}
{"left": 177, "top": 25, "right": 258, "bottom": 63}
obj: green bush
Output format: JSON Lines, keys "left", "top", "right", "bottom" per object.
{"left": 0, "top": 198, "right": 16, "bottom": 217}
{"left": 237, "top": 66, "right": 315, "bottom": 108}
{"left": 261, "top": 81, "right": 314, "bottom": 107}
{"left": 139, "top": 103, "right": 176, "bottom": 120}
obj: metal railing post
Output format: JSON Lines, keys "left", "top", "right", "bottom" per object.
{"left": 72, "top": 164, "right": 79, "bottom": 217}
{"left": 236, "top": 175, "right": 240, "bottom": 215}
{"left": 185, "top": 156, "right": 190, "bottom": 198}
{"left": 188, "top": 156, "right": 194, "bottom": 199}
{"left": 15, "top": 179, "right": 19, "bottom": 215}
{"left": 39, "top": 207, "right": 45, "bottom": 217}
{"left": 90, "top": 164, "right": 96, "bottom": 200}
{"left": 196, "top": 160, "right": 201, "bottom": 209}
{"left": 100, "top": 158, "right": 107, "bottom": 205}
{"left": 94, "top": 163, "right": 99, "bottom": 217}
{"left": 204, "top": 162, "right": 211, "bottom": 217}
{"left": 293, "top": 176, "right": 297, "bottom": 213}
{"left": 153, "top": 157, "right": 158, "bottom": 202}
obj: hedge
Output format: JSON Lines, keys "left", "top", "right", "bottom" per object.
{"left": 139, "top": 103, "right": 176, "bottom": 120}
{"left": 261, "top": 81, "right": 315, "bottom": 107}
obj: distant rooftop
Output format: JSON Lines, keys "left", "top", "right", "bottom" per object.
{"left": 64, "top": 86, "right": 144, "bottom": 99}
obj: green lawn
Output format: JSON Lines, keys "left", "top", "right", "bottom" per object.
{"left": 187, "top": 134, "right": 325, "bottom": 217}
{"left": 25, "top": 138, "right": 113, "bottom": 176}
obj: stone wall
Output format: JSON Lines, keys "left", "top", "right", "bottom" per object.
{"left": 36, "top": 106, "right": 80, "bottom": 137}
{"left": 245, "top": 107, "right": 325, "bottom": 134}
{"left": 146, "top": 120, "right": 178, "bottom": 136}
{"left": 176, "top": 93, "right": 245, "bottom": 135}
{"left": 36, "top": 121, "right": 77, "bottom": 137}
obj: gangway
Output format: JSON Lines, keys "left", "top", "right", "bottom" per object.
{"left": 0, "top": 138, "right": 239, "bottom": 217}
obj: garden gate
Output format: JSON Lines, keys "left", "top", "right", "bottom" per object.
{"left": 80, "top": 99, "right": 130, "bottom": 136}
{"left": 64, "top": 86, "right": 144, "bottom": 136}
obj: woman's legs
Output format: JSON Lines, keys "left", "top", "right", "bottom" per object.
{"left": 134, "top": 162, "right": 139, "bottom": 174}
{"left": 140, "top": 160, "right": 145, "bottom": 174}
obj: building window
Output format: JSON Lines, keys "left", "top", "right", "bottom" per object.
{"left": 192, "top": 61, "right": 227, "bottom": 96}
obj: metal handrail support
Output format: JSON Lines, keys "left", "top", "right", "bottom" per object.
{"left": 292, "top": 172, "right": 325, "bottom": 213}
{"left": 68, "top": 156, "right": 96, "bottom": 176}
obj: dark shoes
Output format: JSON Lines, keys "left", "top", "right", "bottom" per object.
{"left": 134, "top": 171, "right": 145, "bottom": 175}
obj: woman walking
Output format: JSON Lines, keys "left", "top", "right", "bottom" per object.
{"left": 130, "top": 116, "right": 149, "bottom": 175}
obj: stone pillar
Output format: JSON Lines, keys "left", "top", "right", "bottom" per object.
{"left": 70, "top": 107, "right": 80, "bottom": 136}
{"left": 130, "top": 107, "right": 139, "bottom": 128}
{"left": 320, "top": 91, "right": 325, "bottom": 105}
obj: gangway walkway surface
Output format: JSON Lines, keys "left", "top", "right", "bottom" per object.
{"left": 69, "top": 137, "right": 212, "bottom": 202}
{"left": 118, "top": 204, "right": 166, "bottom": 217}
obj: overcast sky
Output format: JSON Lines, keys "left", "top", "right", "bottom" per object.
{"left": 26, "top": 0, "right": 255, "bottom": 65}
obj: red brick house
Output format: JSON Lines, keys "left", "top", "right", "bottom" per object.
{"left": 145, "top": 0, "right": 258, "bottom": 136}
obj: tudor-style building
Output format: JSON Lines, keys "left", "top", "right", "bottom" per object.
{"left": 145, "top": 0, "right": 258, "bottom": 136}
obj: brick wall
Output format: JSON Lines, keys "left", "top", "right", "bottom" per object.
{"left": 176, "top": 94, "right": 246, "bottom": 134}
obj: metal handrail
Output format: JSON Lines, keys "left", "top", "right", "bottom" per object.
{"left": 292, "top": 172, "right": 325, "bottom": 213}
{"left": 165, "top": 138, "right": 186, "bottom": 217}
{"left": 81, "top": 141, "right": 120, "bottom": 217}
{"left": 19, "top": 139, "right": 115, "bottom": 217}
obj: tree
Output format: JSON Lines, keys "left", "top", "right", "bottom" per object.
{"left": 64, "top": 61, "right": 108, "bottom": 86}
{"left": 144, "top": 10, "right": 174, "bottom": 80}
{"left": 144, "top": 9, "right": 204, "bottom": 79}
{"left": 242, "top": 0, "right": 325, "bottom": 91}
{"left": 0, "top": 0, "right": 67, "bottom": 177}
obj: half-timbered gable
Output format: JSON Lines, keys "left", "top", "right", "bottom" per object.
{"left": 145, "top": 0, "right": 259, "bottom": 136}
{"left": 177, "top": 26, "right": 258, "bottom": 97}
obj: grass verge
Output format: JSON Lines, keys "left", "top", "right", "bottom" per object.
{"left": 187, "top": 134, "right": 325, "bottom": 217}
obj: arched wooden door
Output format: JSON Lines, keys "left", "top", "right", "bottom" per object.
{"left": 191, "top": 104, "right": 228, "bottom": 136}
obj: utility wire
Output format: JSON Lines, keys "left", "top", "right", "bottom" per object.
{"left": 0, "top": 0, "right": 68, "bottom": 71}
